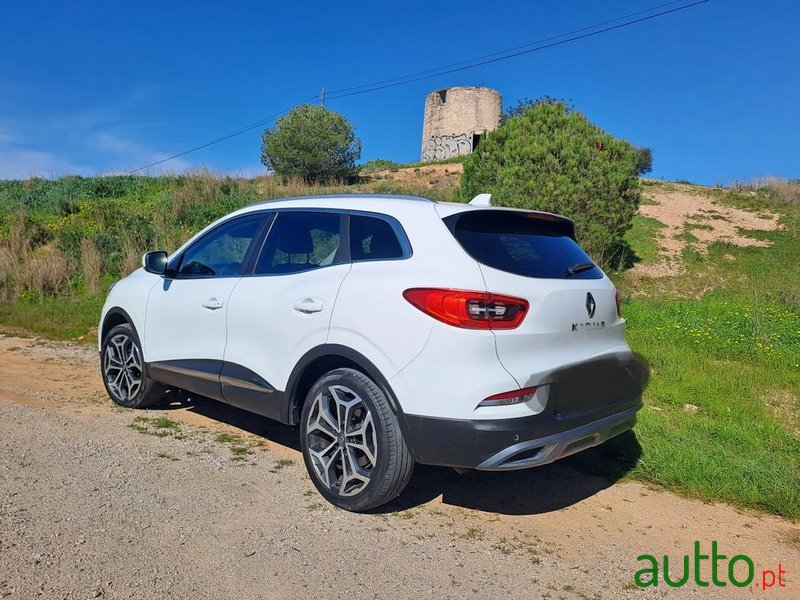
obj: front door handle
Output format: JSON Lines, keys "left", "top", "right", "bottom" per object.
{"left": 202, "top": 298, "right": 224, "bottom": 310}
{"left": 293, "top": 298, "right": 324, "bottom": 314}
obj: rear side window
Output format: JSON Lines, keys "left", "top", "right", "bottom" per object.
{"left": 254, "top": 212, "right": 341, "bottom": 275}
{"left": 350, "top": 215, "right": 404, "bottom": 261}
{"left": 444, "top": 210, "right": 602, "bottom": 280}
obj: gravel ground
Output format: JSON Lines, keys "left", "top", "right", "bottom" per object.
{"left": 0, "top": 334, "right": 797, "bottom": 599}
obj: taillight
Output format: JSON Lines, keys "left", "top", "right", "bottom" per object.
{"left": 615, "top": 288, "right": 622, "bottom": 317}
{"left": 479, "top": 386, "right": 537, "bottom": 407}
{"left": 403, "top": 288, "right": 529, "bottom": 329}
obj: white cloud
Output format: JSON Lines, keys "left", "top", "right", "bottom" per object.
{"left": 0, "top": 87, "right": 200, "bottom": 179}
{"left": 0, "top": 129, "right": 88, "bottom": 179}
{"left": 91, "top": 131, "right": 195, "bottom": 175}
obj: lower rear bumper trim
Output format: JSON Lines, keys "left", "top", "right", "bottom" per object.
{"left": 475, "top": 405, "right": 639, "bottom": 470}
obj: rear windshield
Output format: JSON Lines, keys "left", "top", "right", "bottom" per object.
{"left": 444, "top": 210, "right": 603, "bottom": 280}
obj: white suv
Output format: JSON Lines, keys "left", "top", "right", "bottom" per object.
{"left": 99, "top": 194, "right": 646, "bottom": 511}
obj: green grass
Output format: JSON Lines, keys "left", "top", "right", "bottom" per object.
{"left": 624, "top": 214, "right": 665, "bottom": 265}
{"left": 215, "top": 431, "right": 256, "bottom": 461}
{"left": 600, "top": 297, "right": 799, "bottom": 517}
{"left": 215, "top": 432, "right": 242, "bottom": 444}
{"left": 129, "top": 415, "right": 183, "bottom": 438}
{"left": 230, "top": 445, "right": 253, "bottom": 461}
{"left": 270, "top": 458, "right": 295, "bottom": 472}
{"left": 151, "top": 416, "right": 180, "bottom": 430}
{"left": 395, "top": 155, "right": 468, "bottom": 170}
{"left": 0, "top": 292, "right": 105, "bottom": 341}
{"left": 581, "top": 189, "right": 800, "bottom": 519}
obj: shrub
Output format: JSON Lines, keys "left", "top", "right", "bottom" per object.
{"left": 459, "top": 100, "right": 643, "bottom": 267}
{"left": 261, "top": 104, "right": 361, "bottom": 184}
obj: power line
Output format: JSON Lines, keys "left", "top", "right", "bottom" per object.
{"left": 125, "top": 0, "right": 710, "bottom": 173}
{"left": 126, "top": 96, "right": 318, "bottom": 174}
{"left": 325, "top": 0, "right": 711, "bottom": 101}
{"left": 325, "top": 0, "right": 692, "bottom": 96}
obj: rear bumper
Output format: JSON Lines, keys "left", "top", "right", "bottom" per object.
{"left": 403, "top": 396, "right": 642, "bottom": 470}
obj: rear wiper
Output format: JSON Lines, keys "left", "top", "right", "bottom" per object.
{"left": 565, "top": 262, "right": 595, "bottom": 277}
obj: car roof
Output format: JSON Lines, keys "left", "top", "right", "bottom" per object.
{"left": 231, "top": 194, "right": 571, "bottom": 223}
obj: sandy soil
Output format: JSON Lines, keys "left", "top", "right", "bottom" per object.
{"left": 632, "top": 187, "right": 782, "bottom": 278}
{"left": 363, "top": 163, "right": 463, "bottom": 189}
{"left": 0, "top": 333, "right": 797, "bottom": 599}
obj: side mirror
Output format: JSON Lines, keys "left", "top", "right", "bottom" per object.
{"left": 142, "top": 251, "right": 168, "bottom": 275}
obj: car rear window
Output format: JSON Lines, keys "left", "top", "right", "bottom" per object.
{"left": 444, "top": 210, "right": 603, "bottom": 280}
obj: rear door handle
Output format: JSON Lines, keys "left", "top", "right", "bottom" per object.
{"left": 293, "top": 298, "right": 324, "bottom": 314}
{"left": 202, "top": 298, "right": 224, "bottom": 310}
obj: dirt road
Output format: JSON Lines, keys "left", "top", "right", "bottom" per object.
{"left": 0, "top": 334, "right": 797, "bottom": 599}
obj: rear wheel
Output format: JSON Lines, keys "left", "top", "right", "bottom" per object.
{"left": 300, "top": 368, "right": 414, "bottom": 511}
{"left": 101, "top": 323, "right": 164, "bottom": 409}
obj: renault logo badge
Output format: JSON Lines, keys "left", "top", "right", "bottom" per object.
{"left": 586, "top": 293, "right": 596, "bottom": 318}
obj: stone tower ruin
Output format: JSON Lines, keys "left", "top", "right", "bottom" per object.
{"left": 420, "top": 86, "right": 502, "bottom": 162}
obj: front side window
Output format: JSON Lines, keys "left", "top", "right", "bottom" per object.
{"left": 350, "top": 215, "right": 405, "bottom": 261}
{"left": 255, "top": 212, "right": 342, "bottom": 275}
{"left": 177, "top": 215, "right": 264, "bottom": 278}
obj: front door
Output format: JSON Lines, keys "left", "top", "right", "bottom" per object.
{"left": 144, "top": 213, "right": 267, "bottom": 399}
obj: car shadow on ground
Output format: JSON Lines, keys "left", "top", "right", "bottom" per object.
{"left": 151, "top": 390, "right": 642, "bottom": 517}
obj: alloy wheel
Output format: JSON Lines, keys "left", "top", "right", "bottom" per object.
{"left": 103, "top": 333, "right": 143, "bottom": 403}
{"left": 305, "top": 385, "right": 377, "bottom": 496}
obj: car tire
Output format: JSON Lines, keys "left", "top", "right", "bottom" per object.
{"left": 100, "top": 323, "right": 164, "bottom": 409}
{"left": 300, "top": 368, "right": 414, "bottom": 512}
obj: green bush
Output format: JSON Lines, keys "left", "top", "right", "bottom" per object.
{"left": 459, "top": 100, "right": 643, "bottom": 267}
{"left": 261, "top": 104, "right": 361, "bottom": 184}
{"left": 360, "top": 159, "right": 403, "bottom": 173}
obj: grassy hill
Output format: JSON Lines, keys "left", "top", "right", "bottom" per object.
{"left": 0, "top": 169, "right": 798, "bottom": 519}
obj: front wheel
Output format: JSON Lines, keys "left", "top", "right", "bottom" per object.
{"left": 300, "top": 368, "right": 414, "bottom": 512}
{"left": 101, "top": 323, "right": 164, "bottom": 409}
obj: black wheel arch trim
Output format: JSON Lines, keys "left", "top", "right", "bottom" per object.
{"left": 284, "top": 344, "right": 414, "bottom": 450}
{"left": 100, "top": 307, "right": 151, "bottom": 378}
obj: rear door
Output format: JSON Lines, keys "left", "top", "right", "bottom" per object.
{"left": 222, "top": 210, "right": 351, "bottom": 420}
{"left": 443, "top": 209, "right": 629, "bottom": 389}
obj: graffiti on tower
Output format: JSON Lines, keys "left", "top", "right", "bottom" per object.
{"left": 421, "top": 133, "right": 472, "bottom": 162}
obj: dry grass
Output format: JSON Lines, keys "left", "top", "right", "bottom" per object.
{"left": 734, "top": 177, "right": 800, "bottom": 206}
{"left": 252, "top": 175, "right": 353, "bottom": 200}
{"left": 80, "top": 238, "right": 101, "bottom": 295}
{"left": 8, "top": 211, "right": 31, "bottom": 257}
{"left": 121, "top": 231, "right": 146, "bottom": 276}
{"left": 0, "top": 246, "right": 16, "bottom": 300}
{"left": 15, "top": 244, "right": 73, "bottom": 295}
{"left": 1, "top": 211, "right": 73, "bottom": 299}
{"left": 170, "top": 168, "right": 258, "bottom": 219}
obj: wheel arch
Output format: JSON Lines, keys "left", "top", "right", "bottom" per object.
{"left": 284, "top": 345, "right": 409, "bottom": 435}
{"left": 101, "top": 307, "right": 137, "bottom": 343}
{"left": 100, "top": 307, "right": 151, "bottom": 377}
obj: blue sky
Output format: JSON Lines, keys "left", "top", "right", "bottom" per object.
{"left": 0, "top": 0, "right": 797, "bottom": 184}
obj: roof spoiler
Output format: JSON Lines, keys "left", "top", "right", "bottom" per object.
{"left": 468, "top": 193, "right": 492, "bottom": 207}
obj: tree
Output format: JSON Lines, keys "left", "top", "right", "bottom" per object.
{"left": 260, "top": 104, "right": 361, "bottom": 183}
{"left": 635, "top": 146, "right": 653, "bottom": 175}
{"left": 459, "top": 99, "right": 643, "bottom": 267}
